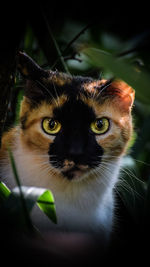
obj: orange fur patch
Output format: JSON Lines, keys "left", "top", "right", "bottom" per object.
{"left": 83, "top": 79, "right": 107, "bottom": 94}
{"left": 20, "top": 94, "right": 68, "bottom": 130}
{"left": 83, "top": 79, "right": 135, "bottom": 113}
{"left": 0, "top": 128, "right": 19, "bottom": 150}
{"left": 43, "top": 71, "right": 72, "bottom": 87}
{"left": 80, "top": 95, "right": 133, "bottom": 157}
{"left": 0, "top": 127, "right": 19, "bottom": 163}
{"left": 20, "top": 127, "right": 52, "bottom": 152}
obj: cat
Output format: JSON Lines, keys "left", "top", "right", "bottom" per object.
{"left": 0, "top": 52, "right": 134, "bottom": 242}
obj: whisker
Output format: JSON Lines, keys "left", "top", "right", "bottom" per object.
{"left": 102, "top": 154, "right": 150, "bottom": 167}
{"left": 51, "top": 80, "right": 61, "bottom": 107}
{"left": 117, "top": 177, "right": 144, "bottom": 201}
{"left": 116, "top": 178, "right": 136, "bottom": 199}
{"left": 35, "top": 79, "right": 59, "bottom": 107}
{"left": 92, "top": 159, "right": 145, "bottom": 201}
{"left": 95, "top": 78, "right": 114, "bottom": 100}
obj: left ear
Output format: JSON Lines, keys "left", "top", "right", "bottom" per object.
{"left": 105, "top": 80, "right": 135, "bottom": 112}
{"left": 16, "top": 51, "right": 49, "bottom": 80}
{"left": 16, "top": 51, "right": 51, "bottom": 102}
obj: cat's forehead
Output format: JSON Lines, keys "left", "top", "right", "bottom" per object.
{"left": 53, "top": 97, "right": 96, "bottom": 123}
{"left": 42, "top": 73, "right": 103, "bottom": 116}
{"left": 44, "top": 71, "right": 105, "bottom": 97}
{"left": 45, "top": 74, "right": 109, "bottom": 117}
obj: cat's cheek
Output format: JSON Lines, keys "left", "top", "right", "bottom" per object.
{"left": 95, "top": 134, "right": 126, "bottom": 157}
{"left": 20, "top": 125, "right": 55, "bottom": 153}
{"left": 41, "top": 131, "right": 56, "bottom": 142}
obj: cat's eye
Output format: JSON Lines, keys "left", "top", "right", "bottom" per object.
{"left": 42, "top": 118, "right": 61, "bottom": 135}
{"left": 90, "top": 118, "right": 110, "bottom": 134}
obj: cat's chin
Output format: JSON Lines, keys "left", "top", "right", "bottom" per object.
{"left": 61, "top": 165, "right": 90, "bottom": 181}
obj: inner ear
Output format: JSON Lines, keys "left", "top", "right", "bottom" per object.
{"left": 111, "top": 80, "right": 135, "bottom": 111}
{"left": 100, "top": 80, "right": 135, "bottom": 112}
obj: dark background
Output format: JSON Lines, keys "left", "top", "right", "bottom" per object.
{"left": 0, "top": 2, "right": 150, "bottom": 265}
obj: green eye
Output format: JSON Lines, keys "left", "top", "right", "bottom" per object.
{"left": 90, "top": 118, "right": 110, "bottom": 134}
{"left": 42, "top": 118, "right": 61, "bottom": 135}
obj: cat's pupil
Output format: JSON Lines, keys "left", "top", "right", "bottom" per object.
{"left": 49, "top": 119, "right": 56, "bottom": 129}
{"left": 96, "top": 119, "right": 103, "bottom": 129}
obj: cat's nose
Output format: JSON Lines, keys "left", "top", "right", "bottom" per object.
{"left": 67, "top": 144, "right": 84, "bottom": 163}
{"left": 68, "top": 146, "right": 84, "bottom": 157}
{"left": 66, "top": 134, "right": 86, "bottom": 163}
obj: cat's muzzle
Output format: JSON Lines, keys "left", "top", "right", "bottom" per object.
{"left": 61, "top": 160, "right": 89, "bottom": 180}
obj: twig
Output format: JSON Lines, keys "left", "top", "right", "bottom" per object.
{"left": 62, "top": 22, "right": 93, "bottom": 54}
{"left": 50, "top": 22, "right": 93, "bottom": 70}
{"left": 42, "top": 11, "right": 70, "bottom": 74}
{"left": 63, "top": 22, "right": 93, "bottom": 54}
{"left": 64, "top": 53, "right": 82, "bottom": 63}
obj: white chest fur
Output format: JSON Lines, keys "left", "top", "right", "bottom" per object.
{"left": 1, "top": 140, "right": 121, "bottom": 239}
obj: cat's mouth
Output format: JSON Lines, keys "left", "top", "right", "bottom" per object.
{"left": 61, "top": 163, "right": 89, "bottom": 180}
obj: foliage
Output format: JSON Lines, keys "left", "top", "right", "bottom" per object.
{"left": 0, "top": 6, "right": 150, "bottom": 262}
{"left": 0, "top": 149, "right": 57, "bottom": 233}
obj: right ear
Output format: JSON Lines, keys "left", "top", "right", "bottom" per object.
{"left": 17, "top": 51, "right": 49, "bottom": 80}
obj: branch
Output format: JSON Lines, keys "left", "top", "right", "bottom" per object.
{"left": 62, "top": 22, "right": 93, "bottom": 54}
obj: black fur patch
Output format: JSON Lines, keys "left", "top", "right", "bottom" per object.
{"left": 48, "top": 98, "right": 103, "bottom": 178}
{"left": 24, "top": 75, "right": 93, "bottom": 105}
{"left": 24, "top": 73, "right": 104, "bottom": 179}
{"left": 20, "top": 112, "right": 28, "bottom": 129}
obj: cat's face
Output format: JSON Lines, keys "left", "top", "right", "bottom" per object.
{"left": 18, "top": 52, "right": 135, "bottom": 181}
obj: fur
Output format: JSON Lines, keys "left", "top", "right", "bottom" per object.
{"left": 0, "top": 53, "right": 135, "bottom": 243}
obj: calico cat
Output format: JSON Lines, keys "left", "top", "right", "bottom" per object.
{"left": 0, "top": 52, "right": 134, "bottom": 241}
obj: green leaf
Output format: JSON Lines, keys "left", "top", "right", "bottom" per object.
{"left": 83, "top": 47, "right": 150, "bottom": 104}
{"left": 0, "top": 181, "right": 11, "bottom": 203}
{"left": 7, "top": 147, "right": 33, "bottom": 231}
{"left": 5, "top": 147, "right": 57, "bottom": 227}
{"left": 7, "top": 146, "right": 21, "bottom": 187}
{"left": 6, "top": 148, "right": 57, "bottom": 226}
{"left": 10, "top": 186, "right": 57, "bottom": 224}
{"left": 37, "top": 190, "right": 57, "bottom": 224}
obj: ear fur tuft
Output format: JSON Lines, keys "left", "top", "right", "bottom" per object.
{"left": 99, "top": 79, "right": 135, "bottom": 111}
{"left": 111, "top": 80, "right": 135, "bottom": 110}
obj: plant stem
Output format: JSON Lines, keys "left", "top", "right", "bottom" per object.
{"left": 42, "top": 11, "right": 70, "bottom": 74}
{"left": 8, "top": 147, "right": 34, "bottom": 233}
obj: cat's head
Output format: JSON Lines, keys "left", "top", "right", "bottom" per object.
{"left": 17, "top": 52, "right": 135, "bottom": 181}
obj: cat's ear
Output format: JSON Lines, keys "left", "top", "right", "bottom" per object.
{"left": 17, "top": 51, "right": 49, "bottom": 80}
{"left": 17, "top": 51, "right": 50, "bottom": 102}
{"left": 101, "top": 80, "right": 135, "bottom": 112}
{"left": 111, "top": 80, "right": 135, "bottom": 111}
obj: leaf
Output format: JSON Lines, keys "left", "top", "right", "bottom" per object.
{"left": 37, "top": 190, "right": 57, "bottom": 224}
{"left": 7, "top": 146, "right": 21, "bottom": 187}
{"left": 7, "top": 147, "right": 33, "bottom": 230}
{"left": 0, "top": 181, "right": 11, "bottom": 203}
{"left": 8, "top": 186, "right": 57, "bottom": 224}
{"left": 6, "top": 147, "right": 57, "bottom": 228}
{"left": 83, "top": 47, "right": 150, "bottom": 104}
